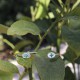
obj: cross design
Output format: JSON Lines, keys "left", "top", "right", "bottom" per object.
{"left": 50, "top": 53, "right": 54, "bottom": 58}
{"left": 48, "top": 52, "right": 56, "bottom": 58}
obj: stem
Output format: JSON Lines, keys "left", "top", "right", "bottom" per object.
{"left": 56, "top": 21, "right": 64, "bottom": 53}
{"left": 58, "top": 0, "right": 64, "bottom": 8}
{"left": 28, "top": 67, "right": 33, "bottom": 80}
{"left": 35, "top": 20, "right": 59, "bottom": 51}
{"left": 39, "top": 34, "right": 42, "bottom": 40}
{"left": 3, "top": 39, "right": 15, "bottom": 49}
{"left": 65, "top": 0, "right": 70, "bottom": 12}
{"left": 3, "top": 38, "right": 19, "bottom": 54}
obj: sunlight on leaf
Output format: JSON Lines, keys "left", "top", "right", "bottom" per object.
{"left": 7, "top": 20, "right": 40, "bottom": 36}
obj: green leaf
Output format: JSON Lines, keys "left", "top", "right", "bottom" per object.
{"left": 35, "top": 19, "right": 49, "bottom": 32}
{"left": 45, "top": 0, "right": 50, "bottom": 7}
{"left": 58, "top": 0, "right": 64, "bottom": 8}
{"left": 62, "top": 26, "right": 80, "bottom": 56}
{"left": 7, "top": 20, "right": 40, "bottom": 36}
{"left": 64, "top": 47, "right": 77, "bottom": 62}
{"left": 68, "top": 18, "right": 80, "bottom": 28}
{"left": 13, "top": 40, "right": 33, "bottom": 53}
{"left": 51, "top": 0, "right": 63, "bottom": 14}
{"left": 35, "top": 19, "right": 56, "bottom": 43}
{"left": 0, "top": 24, "right": 8, "bottom": 34}
{"left": 35, "top": 0, "right": 50, "bottom": 19}
{"left": 16, "top": 53, "right": 33, "bottom": 68}
{"left": 0, "top": 70, "right": 13, "bottom": 80}
{"left": 75, "top": 57, "right": 80, "bottom": 64}
{"left": 34, "top": 49, "right": 65, "bottom": 80}
{"left": 72, "top": 0, "right": 80, "bottom": 10}
{"left": 71, "top": 7, "right": 80, "bottom": 16}
{"left": 18, "top": 16, "right": 32, "bottom": 21}
{"left": 65, "top": 7, "right": 80, "bottom": 19}
{"left": 0, "top": 60, "right": 19, "bottom": 73}
{"left": 50, "top": 4, "right": 58, "bottom": 17}
{"left": 64, "top": 67, "right": 75, "bottom": 80}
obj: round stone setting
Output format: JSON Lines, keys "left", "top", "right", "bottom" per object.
{"left": 22, "top": 52, "right": 31, "bottom": 58}
{"left": 47, "top": 52, "right": 56, "bottom": 59}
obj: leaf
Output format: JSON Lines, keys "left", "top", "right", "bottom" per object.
{"left": 45, "top": 0, "right": 50, "bottom": 7}
{"left": 0, "top": 24, "right": 8, "bottom": 34}
{"left": 13, "top": 40, "right": 33, "bottom": 53}
{"left": 35, "top": 19, "right": 56, "bottom": 43}
{"left": 35, "top": 0, "right": 50, "bottom": 19}
{"left": 51, "top": 0, "right": 63, "bottom": 14}
{"left": 70, "top": 7, "right": 80, "bottom": 16}
{"left": 65, "top": 0, "right": 70, "bottom": 8}
{"left": 58, "top": 0, "right": 64, "bottom": 8}
{"left": 68, "top": 18, "right": 80, "bottom": 28}
{"left": 7, "top": 20, "right": 40, "bottom": 36}
{"left": 16, "top": 53, "right": 33, "bottom": 68}
{"left": 0, "top": 60, "right": 19, "bottom": 73}
{"left": 50, "top": 4, "right": 58, "bottom": 17}
{"left": 64, "top": 7, "right": 80, "bottom": 19}
{"left": 64, "top": 47, "right": 77, "bottom": 62}
{"left": 18, "top": 16, "right": 32, "bottom": 21}
{"left": 72, "top": 0, "right": 80, "bottom": 10}
{"left": 34, "top": 49, "right": 65, "bottom": 80}
{"left": 62, "top": 26, "right": 80, "bottom": 56}
{"left": 75, "top": 57, "right": 80, "bottom": 64}
{"left": 0, "top": 70, "right": 13, "bottom": 80}
{"left": 64, "top": 67, "right": 75, "bottom": 80}
{"left": 35, "top": 19, "right": 50, "bottom": 32}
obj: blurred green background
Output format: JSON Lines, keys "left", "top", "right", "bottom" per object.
{"left": 0, "top": 0, "right": 34, "bottom": 25}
